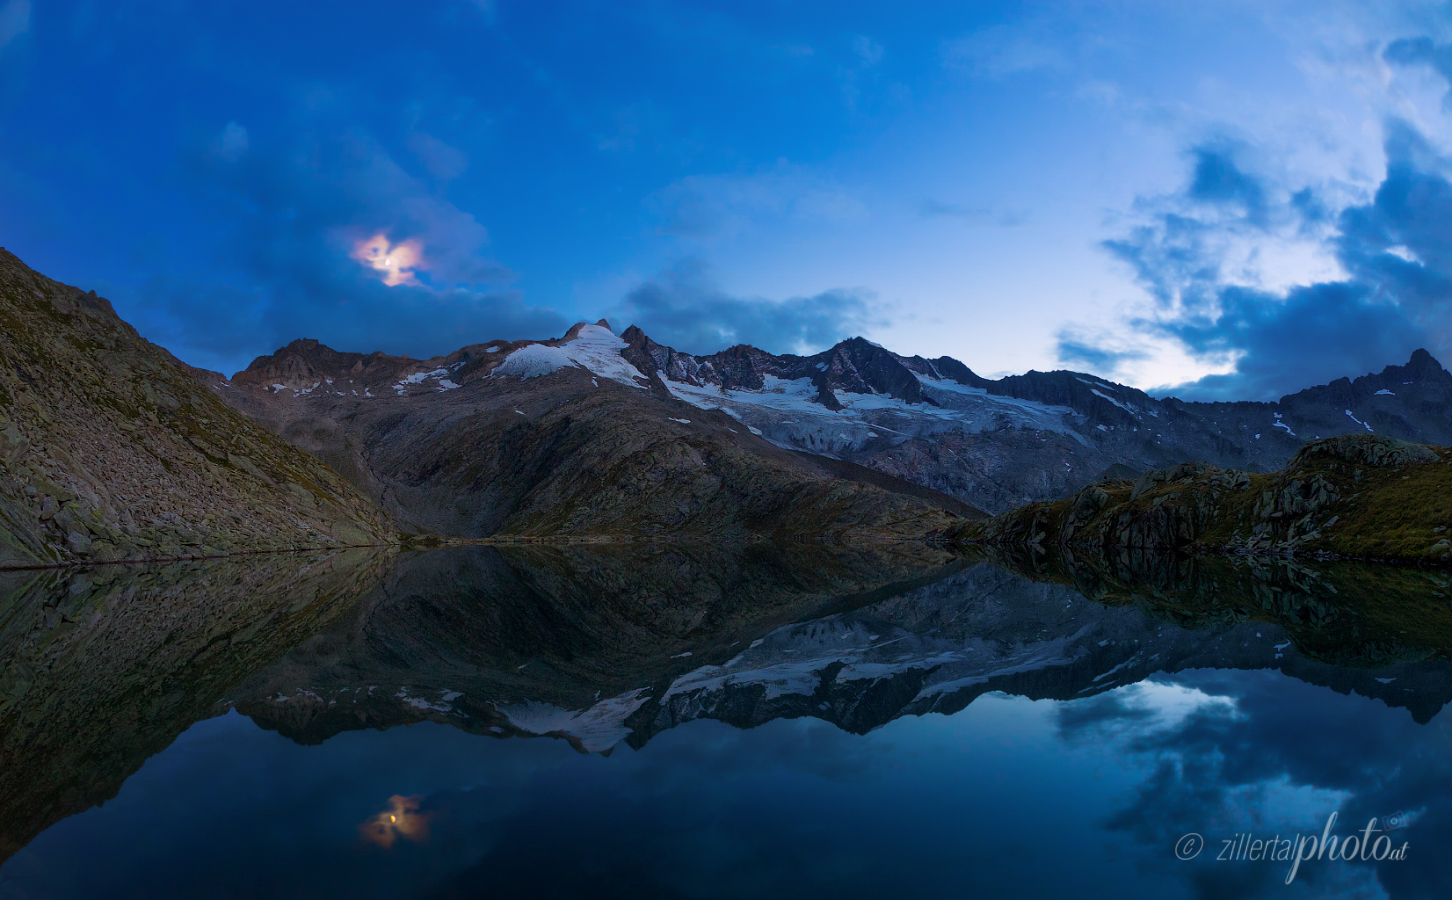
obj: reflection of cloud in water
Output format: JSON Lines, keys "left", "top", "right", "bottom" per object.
{"left": 1058, "top": 680, "right": 1242, "bottom": 740}
{"left": 358, "top": 794, "right": 432, "bottom": 849}
{"left": 1057, "top": 672, "right": 1451, "bottom": 898}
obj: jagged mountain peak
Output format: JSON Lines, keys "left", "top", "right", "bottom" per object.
{"left": 233, "top": 338, "right": 420, "bottom": 391}
{"left": 214, "top": 313, "right": 1452, "bottom": 519}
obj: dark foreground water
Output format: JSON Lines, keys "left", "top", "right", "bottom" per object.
{"left": 0, "top": 544, "right": 1449, "bottom": 899}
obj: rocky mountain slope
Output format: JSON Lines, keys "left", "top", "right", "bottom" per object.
{"left": 206, "top": 323, "right": 978, "bottom": 540}
{"left": 0, "top": 250, "right": 392, "bottom": 568}
{"left": 959, "top": 433, "right": 1452, "bottom": 565}
{"left": 620, "top": 328, "right": 1452, "bottom": 512}
{"left": 213, "top": 317, "right": 1452, "bottom": 521}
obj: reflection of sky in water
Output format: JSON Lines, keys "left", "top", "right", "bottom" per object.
{"left": 1, "top": 670, "right": 1447, "bottom": 899}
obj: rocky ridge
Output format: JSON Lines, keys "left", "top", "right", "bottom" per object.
{"left": 621, "top": 329, "right": 1452, "bottom": 512}
{"left": 207, "top": 323, "right": 979, "bottom": 540}
{"left": 0, "top": 250, "right": 393, "bottom": 568}
{"left": 958, "top": 433, "right": 1452, "bottom": 565}
{"left": 217, "top": 316, "right": 1452, "bottom": 518}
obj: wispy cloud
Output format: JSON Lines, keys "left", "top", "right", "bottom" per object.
{"left": 942, "top": 23, "right": 1066, "bottom": 78}
{"left": 0, "top": 0, "right": 30, "bottom": 53}
{"left": 1384, "top": 37, "right": 1452, "bottom": 107}
{"left": 648, "top": 163, "right": 867, "bottom": 241}
{"left": 407, "top": 131, "right": 468, "bottom": 181}
{"left": 213, "top": 121, "right": 249, "bottom": 163}
{"left": 852, "top": 36, "right": 883, "bottom": 67}
{"left": 920, "top": 199, "right": 1028, "bottom": 227}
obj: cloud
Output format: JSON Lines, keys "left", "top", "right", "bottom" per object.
{"left": 593, "top": 101, "right": 666, "bottom": 155}
{"left": 1385, "top": 36, "right": 1452, "bottom": 106}
{"left": 608, "top": 259, "right": 885, "bottom": 356}
{"left": 407, "top": 131, "right": 468, "bottom": 181}
{"left": 469, "top": 0, "right": 496, "bottom": 22}
{"left": 1061, "top": 671, "right": 1452, "bottom": 898}
{"left": 213, "top": 121, "right": 249, "bottom": 163}
{"left": 648, "top": 164, "right": 867, "bottom": 241}
{"left": 0, "top": 0, "right": 27, "bottom": 53}
{"left": 920, "top": 199, "right": 1028, "bottom": 227}
{"left": 357, "top": 794, "right": 432, "bottom": 849}
{"left": 351, "top": 233, "right": 426, "bottom": 287}
{"left": 1066, "top": 123, "right": 1452, "bottom": 401}
{"left": 852, "top": 36, "right": 883, "bottom": 67}
{"left": 1055, "top": 332, "right": 1150, "bottom": 375}
{"left": 1151, "top": 281, "right": 1424, "bottom": 402}
{"left": 1187, "top": 145, "right": 1268, "bottom": 227}
{"left": 123, "top": 130, "right": 566, "bottom": 375}
{"left": 942, "top": 23, "right": 1065, "bottom": 78}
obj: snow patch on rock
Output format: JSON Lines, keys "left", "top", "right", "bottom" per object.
{"left": 493, "top": 344, "right": 577, "bottom": 379}
{"left": 491, "top": 325, "right": 647, "bottom": 388}
{"left": 496, "top": 688, "right": 652, "bottom": 752}
{"left": 560, "top": 325, "right": 648, "bottom": 388}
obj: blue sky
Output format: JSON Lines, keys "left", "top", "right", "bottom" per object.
{"left": 1, "top": 1, "right": 1450, "bottom": 399}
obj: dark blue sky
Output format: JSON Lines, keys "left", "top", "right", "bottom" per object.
{"left": 1, "top": 1, "right": 1450, "bottom": 399}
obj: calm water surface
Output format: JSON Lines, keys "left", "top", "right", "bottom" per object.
{"left": 0, "top": 545, "right": 1447, "bottom": 899}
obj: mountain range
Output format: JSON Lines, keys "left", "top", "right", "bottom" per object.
{"left": 202, "top": 288, "right": 1452, "bottom": 534}
{"left": 4, "top": 246, "right": 1452, "bottom": 557}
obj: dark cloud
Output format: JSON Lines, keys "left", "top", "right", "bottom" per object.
{"left": 1054, "top": 688, "right": 1156, "bottom": 736}
{"left": 1075, "top": 125, "right": 1452, "bottom": 402}
{"left": 1385, "top": 37, "right": 1452, "bottom": 106}
{"left": 1152, "top": 282, "right": 1425, "bottom": 403}
{"left": 608, "top": 259, "right": 885, "bottom": 355}
{"left": 1188, "top": 146, "right": 1268, "bottom": 226}
{"left": 1055, "top": 335, "right": 1150, "bottom": 375}
{"left": 121, "top": 129, "right": 567, "bottom": 376}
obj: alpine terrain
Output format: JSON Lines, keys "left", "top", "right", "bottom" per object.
{"left": 210, "top": 313, "right": 1452, "bottom": 527}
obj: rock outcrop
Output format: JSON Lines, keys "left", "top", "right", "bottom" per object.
{"left": 958, "top": 433, "right": 1452, "bottom": 565}
{"left": 0, "top": 250, "right": 393, "bottom": 568}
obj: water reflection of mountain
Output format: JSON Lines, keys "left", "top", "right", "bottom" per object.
{"left": 5, "top": 540, "right": 1452, "bottom": 867}
{"left": 228, "top": 541, "right": 964, "bottom": 748}
{"left": 976, "top": 543, "right": 1452, "bottom": 667}
{"left": 232, "top": 544, "right": 1452, "bottom": 758}
{"left": 0, "top": 549, "right": 392, "bottom": 862}
{"left": 0, "top": 540, "right": 958, "bottom": 863}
